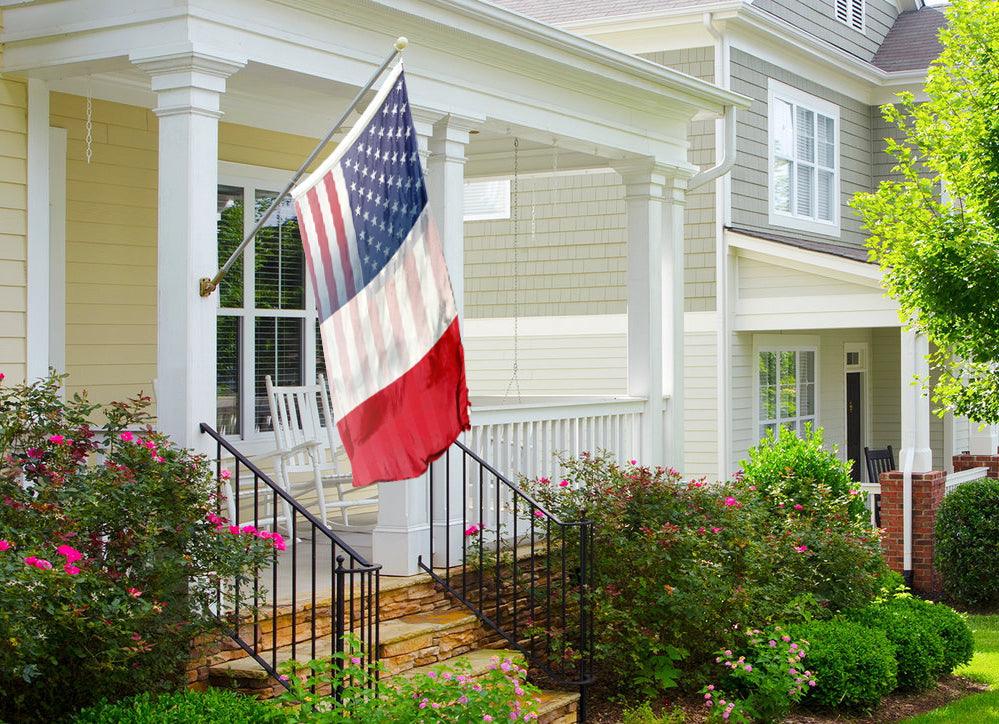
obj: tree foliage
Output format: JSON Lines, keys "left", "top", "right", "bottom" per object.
{"left": 852, "top": 0, "right": 999, "bottom": 422}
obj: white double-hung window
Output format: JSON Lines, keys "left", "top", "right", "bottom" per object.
{"left": 216, "top": 164, "right": 324, "bottom": 440}
{"left": 756, "top": 343, "right": 817, "bottom": 440}
{"left": 768, "top": 80, "right": 840, "bottom": 235}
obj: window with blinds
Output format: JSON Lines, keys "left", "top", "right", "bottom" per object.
{"left": 769, "top": 80, "right": 840, "bottom": 234}
{"left": 758, "top": 349, "right": 817, "bottom": 440}
{"left": 216, "top": 180, "right": 314, "bottom": 439}
{"left": 835, "top": 0, "right": 865, "bottom": 33}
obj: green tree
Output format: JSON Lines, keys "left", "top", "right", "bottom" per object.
{"left": 853, "top": 0, "right": 999, "bottom": 422}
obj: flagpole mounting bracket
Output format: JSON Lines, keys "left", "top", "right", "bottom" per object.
{"left": 199, "top": 277, "right": 216, "bottom": 298}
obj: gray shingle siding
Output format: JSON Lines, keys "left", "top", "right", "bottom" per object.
{"left": 729, "top": 47, "right": 873, "bottom": 251}
{"left": 751, "top": 0, "right": 898, "bottom": 63}
{"left": 642, "top": 47, "right": 717, "bottom": 313}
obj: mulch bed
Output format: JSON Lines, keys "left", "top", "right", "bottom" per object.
{"left": 587, "top": 676, "right": 988, "bottom": 723}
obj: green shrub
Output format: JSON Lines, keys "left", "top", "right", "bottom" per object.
{"left": 519, "top": 434, "right": 887, "bottom": 695}
{"left": 741, "top": 425, "right": 867, "bottom": 521}
{"left": 73, "top": 690, "right": 281, "bottom": 723}
{"left": 702, "top": 625, "right": 814, "bottom": 723}
{"left": 849, "top": 597, "right": 947, "bottom": 691}
{"left": 895, "top": 597, "right": 974, "bottom": 674}
{"left": 935, "top": 479, "right": 999, "bottom": 606}
{"left": 789, "top": 620, "right": 896, "bottom": 711}
{"left": 0, "top": 375, "right": 274, "bottom": 721}
{"left": 620, "top": 701, "right": 685, "bottom": 724}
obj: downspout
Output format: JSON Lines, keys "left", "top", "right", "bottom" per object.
{"left": 694, "top": 11, "right": 736, "bottom": 481}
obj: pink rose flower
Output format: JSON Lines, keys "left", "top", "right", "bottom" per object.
{"left": 464, "top": 523, "right": 481, "bottom": 536}
{"left": 127, "top": 587, "right": 143, "bottom": 598}
{"left": 724, "top": 496, "right": 739, "bottom": 507}
{"left": 23, "top": 556, "right": 37, "bottom": 566}
{"left": 64, "top": 564, "right": 81, "bottom": 575}
{"left": 558, "top": 479, "right": 570, "bottom": 488}
{"left": 533, "top": 509, "right": 544, "bottom": 519}
{"left": 48, "top": 434, "right": 65, "bottom": 445}
{"left": 26, "top": 447, "right": 42, "bottom": 459}
{"left": 220, "top": 469, "right": 232, "bottom": 480}
{"left": 794, "top": 504, "right": 804, "bottom": 511}
{"left": 794, "top": 544, "right": 808, "bottom": 553}
{"left": 119, "top": 431, "right": 134, "bottom": 443}
{"left": 57, "top": 545, "right": 83, "bottom": 563}
{"left": 228, "top": 525, "right": 240, "bottom": 535}
{"left": 0, "top": 540, "right": 11, "bottom": 552}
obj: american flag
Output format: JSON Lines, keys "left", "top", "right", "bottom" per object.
{"left": 292, "top": 64, "right": 470, "bottom": 488}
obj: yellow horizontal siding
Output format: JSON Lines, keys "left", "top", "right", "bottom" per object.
{"left": 52, "top": 92, "right": 320, "bottom": 410}
{"left": 0, "top": 74, "right": 26, "bottom": 383}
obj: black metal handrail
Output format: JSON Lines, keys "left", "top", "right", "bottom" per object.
{"left": 200, "top": 423, "right": 381, "bottom": 693}
{"left": 418, "top": 439, "right": 594, "bottom": 719}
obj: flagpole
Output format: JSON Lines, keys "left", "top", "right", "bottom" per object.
{"left": 200, "top": 36, "right": 410, "bottom": 297}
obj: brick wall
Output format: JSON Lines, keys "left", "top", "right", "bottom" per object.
{"left": 879, "top": 469, "right": 946, "bottom": 594}
{"left": 952, "top": 453, "right": 999, "bottom": 479}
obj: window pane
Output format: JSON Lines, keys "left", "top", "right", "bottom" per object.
{"left": 796, "top": 165, "right": 814, "bottom": 217}
{"left": 817, "top": 169, "right": 835, "bottom": 222}
{"left": 759, "top": 351, "right": 777, "bottom": 386}
{"left": 218, "top": 186, "right": 244, "bottom": 308}
{"left": 773, "top": 159, "right": 793, "bottom": 213}
{"left": 795, "top": 107, "right": 815, "bottom": 163}
{"left": 255, "top": 191, "right": 305, "bottom": 310}
{"left": 255, "top": 316, "right": 305, "bottom": 432}
{"left": 316, "top": 318, "right": 327, "bottom": 385}
{"left": 217, "top": 315, "right": 241, "bottom": 435}
{"left": 800, "top": 382, "right": 815, "bottom": 416}
{"left": 800, "top": 351, "right": 816, "bottom": 383}
{"left": 817, "top": 115, "right": 835, "bottom": 168}
{"left": 773, "top": 99, "right": 795, "bottom": 159}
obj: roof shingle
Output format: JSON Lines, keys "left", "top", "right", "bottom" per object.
{"left": 872, "top": 7, "right": 947, "bottom": 72}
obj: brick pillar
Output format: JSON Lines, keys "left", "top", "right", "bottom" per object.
{"left": 952, "top": 453, "right": 999, "bottom": 479}
{"left": 879, "top": 470, "right": 946, "bottom": 594}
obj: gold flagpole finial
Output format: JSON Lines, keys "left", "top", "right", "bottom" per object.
{"left": 395, "top": 37, "right": 409, "bottom": 51}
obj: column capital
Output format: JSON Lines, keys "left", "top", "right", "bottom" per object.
{"left": 614, "top": 158, "right": 692, "bottom": 201}
{"left": 131, "top": 47, "right": 246, "bottom": 118}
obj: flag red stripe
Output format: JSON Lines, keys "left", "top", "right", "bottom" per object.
{"left": 307, "top": 186, "right": 342, "bottom": 308}
{"left": 323, "top": 173, "right": 356, "bottom": 297}
{"left": 295, "top": 199, "right": 327, "bottom": 320}
{"left": 336, "top": 318, "right": 469, "bottom": 488}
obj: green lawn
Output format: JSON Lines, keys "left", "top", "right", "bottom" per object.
{"left": 904, "top": 614, "right": 999, "bottom": 722}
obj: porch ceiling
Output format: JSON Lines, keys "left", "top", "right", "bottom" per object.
{"left": 0, "top": 0, "right": 750, "bottom": 170}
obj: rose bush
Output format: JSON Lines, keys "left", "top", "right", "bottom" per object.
{"left": 0, "top": 374, "right": 275, "bottom": 721}
{"left": 520, "top": 431, "right": 887, "bottom": 696}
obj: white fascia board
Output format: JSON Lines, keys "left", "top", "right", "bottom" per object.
{"left": 734, "top": 309, "right": 902, "bottom": 331}
{"left": 726, "top": 230, "right": 884, "bottom": 287}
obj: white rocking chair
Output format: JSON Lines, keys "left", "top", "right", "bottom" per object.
{"left": 265, "top": 375, "right": 373, "bottom": 528}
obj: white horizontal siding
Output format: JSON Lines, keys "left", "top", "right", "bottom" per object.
{"left": 738, "top": 257, "right": 876, "bottom": 299}
{"left": 684, "top": 330, "right": 719, "bottom": 479}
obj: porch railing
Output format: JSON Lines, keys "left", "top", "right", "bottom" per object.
{"left": 420, "top": 440, "right": 594, "bottom": 719}
{"left": 469, "top": 396, "right": 645, "bottom": 483}
{"left": 200, "top": 423, "right": 381, "bottom": 692}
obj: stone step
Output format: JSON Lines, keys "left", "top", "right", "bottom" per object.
{"left": 398, "top": 647, "right": 526, "bottom": 681}
{"left": 208, "top": 609, "right": 486, "bottom": 697}
{"left": 537, "top": 690, "right": 581, "bottom": 724}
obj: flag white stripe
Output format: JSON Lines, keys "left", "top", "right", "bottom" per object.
{"left": 325, "top": 209, "right": 455, "bottom": 416}
{"left": 297, "top": 199, "right": 336, "bottom": 311}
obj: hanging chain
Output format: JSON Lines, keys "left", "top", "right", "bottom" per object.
{"left": 503, "top": 137, "right": 523, "bottom": 403}
{"left": 85, "top": 78, "right": 94, "bottom": 165}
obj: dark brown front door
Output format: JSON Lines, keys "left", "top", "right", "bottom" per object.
{"left": 847, "top": 372, "right": 862, "bottom": 481}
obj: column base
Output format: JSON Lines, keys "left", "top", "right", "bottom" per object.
{"left": 431, "top": 520, "right": 466, "bottom": 569}
{"left": 371, "top": 523, "right": 430, "bottom": 577}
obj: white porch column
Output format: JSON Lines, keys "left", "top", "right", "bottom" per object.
{"left": 427, "top": 114, "right": 478, "bottom": 566}
{"left": 26, "top": 79, "right": 50, "bottom": 381}
{"left": 899, "top": 327, "right": 932, "bottom": 583}
{"left": 133, "top": 50, "right": 244, "bottom": 449}
{"left": 618, "top": 161, "right": 687, "bottom": 467}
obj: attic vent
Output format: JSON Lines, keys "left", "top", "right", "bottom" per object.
{"left": 835, "top": 0, "right": 865, "bottom": 32}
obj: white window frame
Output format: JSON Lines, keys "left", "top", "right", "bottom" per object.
{"left": 843, "top": 341, "right": 873, "bottom": 478}
{"left": 753, "top": 334, "right": 820, "bottom": 442}
{"left": 217, "top": 161, "right": 318, "bottom": 447}
{"left": 464, "top": 178, "right": 511, "bottom": 221}
{"left": 767, "top": 79, "right": 841, "bottom": 237}
{"left": 834, "top": 0, "right": 866, "bottom": 34}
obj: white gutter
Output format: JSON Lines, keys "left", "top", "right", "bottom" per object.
{"left": 689, "top": 12, "right": 738, "bottom": 192}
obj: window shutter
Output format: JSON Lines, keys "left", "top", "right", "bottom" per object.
{"left": 849, "top": 0, "right": 864, "bottom": 30}
{"left": 464, "top": 179, "right": 511, "bottom": 221}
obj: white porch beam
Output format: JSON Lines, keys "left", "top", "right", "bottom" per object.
{"left": 133, "top": 49, "right": 244, "bottom": 449}
{"left": 618, "top": 160, "right": 688, "bottom": 467}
